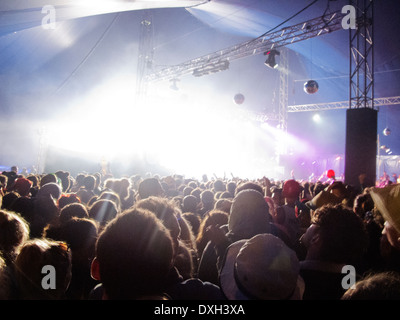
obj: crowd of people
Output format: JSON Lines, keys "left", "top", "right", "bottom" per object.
{"left": 1, "top": 164, "right": 400, "bottom": 300}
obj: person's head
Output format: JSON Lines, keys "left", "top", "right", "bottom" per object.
{"left": 200, "top": 190, "right": 214, "bottom": 207}
{"left": 39, "top": 173, "right": 58, "bottom": 188}
{"left": 183, "top": 186, "right": 194, "bottom": 197}
{"left": 227, "top": 181, "right": 237, "bottom": 196}
{"left": 182, "top": 195, "right": 198, "bottom": 213}
{"left": 26, "top": 175, "right": 38, "bottom": 188}
{"left": 341, "top": 271, "right": 400, "bottom": 300}
{"left": 220, "top": 233, "right": 304, "bottom": 300}
{"left": 82, "top": 175, "right": 96, "bottom": 191}
{"left": 58, "top": 193, "right": 81, "bottom": 210}
{"left": 138, "top": 178, "right": 164, "bottom": 200}
{"left": 59, "top": 202, "right": 89, "bottom": 224}
{"left": 0, "top": 210, "right": 30, "bottom": 264}
{"left": 55, "top": 171, "right": 71, "bottom": 192}
{"left": 57, "top": 217, "right": 98, "bottom": 266}
{"left": 181, "top": 212, "right": 201, "bottom": 236}
{"left": 36, "top": 182, "right": 62, "bottom": 200}
{"left": 135, "top": 197, "right": 194, "bottom": 281}
{"left": 12, "top": 178, "right": 33, "bottom": 197}
{"left": 2, "top": 171, "right": 17, "bottom": 189}
{"left": 9, "top": 196, "right": 35, "bottom": 224}
{"left": 190, "top": 188, "right": 202, "bottom": 202}
{"left": 15, "top": 238, "right": 72, "bottom": 299}
{"left": 228, "top": 189, "right": 271, "bottom": 240}
{"left": 214, "top": 198, "right": 232, "bottom": 214}
{"left": 74, "top": 174, "right": 86, "bottom": 187}
{"left": 270, "top": 186, "right": 283, "bottom": 207}
{"left": 98, "top": 190, "right": 121, "bottom": 211}
{"left": 329, "top": 181, "right": 348, "bottom": 201}
{"left": 300, "top": 203, "right": 368, "bottom": 264}
{"left": 91, "top": 208, "right": 174, "bottom": 299}
{"left": 196, "top": 210, "right": 229, "bottom": 254}
{"left": 162, "top": 176, "right": 176, "bottom": 191}
{"left": 282, "top": 179, "right": 302, "bottom": 204}
{"left": 1, "top": 191, "right": 19, "bottom": 210}
{"left": 30, "top": 195, "right": 60, "bottom": 238}
{"left": 213, "top": 180, "right": 225, "bottom": 193}
{"left": 88, "top": 199, "right": 119, "bottom": 229}
{"left": 108, "top": 178, "right": 130, "bottom": 198}
{"left": 235, "top": 181, "right": 263, "bottom": 196}
{"left": 353, "top": 192, "right": 374, "bottom": 219}
{"left": 135, "top": 196, "right": 181, "bottom": 253}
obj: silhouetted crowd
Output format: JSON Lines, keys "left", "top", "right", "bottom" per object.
{"left": 1, "top": 165, "right": 400, "bottom": 300}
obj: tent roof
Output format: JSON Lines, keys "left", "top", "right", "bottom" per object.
{"left": 1, "top": 0, "right": 399, "bottom": 175}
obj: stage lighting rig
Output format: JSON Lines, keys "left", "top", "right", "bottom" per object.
{"left": 264, "top": 49, "right": 280, "bottom": 69}
{"left": 192, "top": 60, "right": 230, "bottom": 77}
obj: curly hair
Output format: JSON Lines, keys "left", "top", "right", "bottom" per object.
{"left": 311, "top": 203, "right": 368, "bottom": 264}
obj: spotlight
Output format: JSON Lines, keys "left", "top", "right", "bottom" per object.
{"left": 169, "top": 78, "right": 180, "bottom": 90}
{"left": 312, "top": 114, "right": 321, "bottom": 122}
{"left": 380, "top": 145, "right": 392, "bottom": 154}
{"left": 264, "top": 49, "right": 280, "bottom": 69}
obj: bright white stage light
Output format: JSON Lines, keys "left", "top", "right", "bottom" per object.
{"left": 312, "top": 113, "right": 321, "bottom": 122}
{"left": 47, "top": 75, "right": 285, "bottom": 179}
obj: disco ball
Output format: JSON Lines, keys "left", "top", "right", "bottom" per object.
{"left": 383, "top": 127, "right": 391, "bottom": 136}
{"left": 234, "top": 93, "right": 245, "bottom": 105}
{"left": 304, "top": 80, "right": 319, "bottom": 94}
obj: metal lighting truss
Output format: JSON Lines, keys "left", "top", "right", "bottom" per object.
{"left": 287, "top": 96, "right": 400, "bottom": 112}
{"left": 136, "top": 12, "right": 154, "bottom": 105}
{"left": 278, "top": 47, "right": 289, "bottom": 132}
{"left": 349, "top": 0, "right": 374, "bottom": 109}
{"left": 144, "top": 10, "right": 345, "bottom": 82}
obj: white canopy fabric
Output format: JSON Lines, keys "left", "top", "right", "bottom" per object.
{"left": 0, "top": 0, "right": 208, "bottom": 35}
{"left": 0, "top": 0, "right": 399, "bottom": 172}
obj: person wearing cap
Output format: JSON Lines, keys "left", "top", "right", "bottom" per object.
{"left": 299, "top": 203, "right": 368, "bottom": 299}
{"left": 274, "top": 179, "right": 302, "bottom": 247}
{"left": 36, "top": 182, "right": 62, "bottom": 201}
{"left": 11, "top": 178, "right": 33, "bottom": 197}
{"left": 197, "top": 189, "right": 291, "bottom": 285}
{"left": 369, "top": 184, "right": 400, "bottom": 272}
{"left": 219, "top": 233, "right": 304, "bottom": 300}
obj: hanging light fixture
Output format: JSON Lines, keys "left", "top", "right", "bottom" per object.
{"left": 169, "top": 78, "right": 180, "bottom": 90}
{"left": 264, "top": 49, "right": 280, "bottom": 69}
